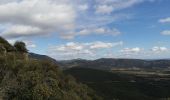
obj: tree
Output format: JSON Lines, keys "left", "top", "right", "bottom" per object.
{"left": 14, "top": 41, "right": 28, "bottom": 53}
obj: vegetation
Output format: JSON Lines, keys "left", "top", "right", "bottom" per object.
{"left": 64, "top": 67, "right": 170, "bottom": 100}
{"left": 2, "top": 36, "right": 170, "bottom": 100}
{"left": 0, "top": 37, "right": 102, "bottom": 100}
{"left": 14, "top": 41, "right": 28, "bottom": 53}
{"left": 0, "top": 37, "right": 15, "bottom": 52}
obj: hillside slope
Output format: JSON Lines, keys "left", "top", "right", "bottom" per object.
{"left": 29, "top": 53, "right": 59, "bottom": 64}
{"left": 0, "top": 37, "right": 102, "bottom": 100}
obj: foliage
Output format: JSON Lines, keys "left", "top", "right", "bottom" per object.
{"left": 0, "top": 55, "right": 102, "bottom": 100}
{"left": 0, "top": 37, "right": 15, "bottom": 52}
{"left": 0, "top": 37, "right": 102, "bottom": 100}
{"left": 64, "top": 67, "right": 170, "bottom": 100}
{"left": 14, "top": 41, "right": 28, "bottom": 53}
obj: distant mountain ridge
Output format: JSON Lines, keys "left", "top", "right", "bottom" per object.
{"left": 58, "top": 58, "right": 170, "bottom": 70}
{"left": 28, "top": 53, "right": 170, "bottom": 70}
{"left": 29, "top": 53, "right": 59, "bottom": 64}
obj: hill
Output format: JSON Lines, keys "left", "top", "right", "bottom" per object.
{"left": 27, "top": 53, "right": 170, "bottom": 70}
{"left": 29, "top": 53, "right": 59, "bottom": 64}
{"left": 0, "top": 37, "right": 15, "bottom": 52}
{"left": 0, "top": 37, "right": 102, "bottom": 100}
{"left": 64, "top": 67, "right": 170, "bottom": 100}
{"left": 59, "top": 58, "right": 170, "bottom": 70}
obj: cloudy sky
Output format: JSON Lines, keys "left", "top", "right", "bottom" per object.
{"left": 0, "top": 0, "right": 170, "bottom": 60}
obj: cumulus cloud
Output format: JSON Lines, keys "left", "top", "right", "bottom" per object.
{"left": 90, "top": 41, "right": 123, "bottom": 49}
{"left": 54, "top": 42, "right": 84, "bottom": 51}
{"left": 0, "top": 0, "right": 76, "bottom": 39}
{"left": 49, "top": 41, "right": 122, "bottom": 52}
{"left": 95, "top": 5, "right": 114, "bottom": 14}
{"left": 95, "top": 0, "right": 144, "bottom": 14}
{"left": 77, "top": 27, "right": 121, "bottom": 36}
{"left": 120, "top": 47, "right": 142, "bottom": 54}
{"left": 159, "top": 17, "right": 170, "bottom": 23}
{"left": 48, "top": 41, "right": 123, "bottom": 59}
{"left": 89, "top": 42, "right": 113, "bottom": 49}
{"left": 59, "top": 27, "right": 121, "bottom": 39}
{"left": 115, "top": 45, "right": 170, "bottom": 59}
{"left": 151, "top": 46, "right": 168, "bottom": 53}
{"left": 0, "top": 0, "right": 151, "bottom": 39}
{"left": 2, "top": 25, "right": 43, "bottom": 38}
{"left": 48, "top": 44, "right": 170, "bottom": 60}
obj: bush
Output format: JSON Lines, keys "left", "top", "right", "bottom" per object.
{"left": 0, "top": 55, "right": 102, "bottom": 100}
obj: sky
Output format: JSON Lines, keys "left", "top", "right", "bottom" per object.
{"left": 0, "top": 0, "right": 170, "bottom": 60}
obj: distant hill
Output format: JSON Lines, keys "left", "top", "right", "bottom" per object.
{"left": 28, "top": 52, "right": 170, "bottom": 70}
{"left": 29, "top": 53, "right": 59, "bottom": 64}
{"left": 59, "top": 58, "right": 170, "bottom": 70}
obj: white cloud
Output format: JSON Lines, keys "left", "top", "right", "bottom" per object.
{"left": 151, "top": 46, "right": 168, "bottom": 53}
{"left": 90, "top": 41, "right": 123, "bottom": 49}
{"left": 7, "top": 38, "right": 36, "bottom": 48}
{"left": 49, "top": 41, "right": 121, "bottom": 52}
{"left": 159, "top": 17, "right": 170, "bottom": 23}
{"left": 115, "top": 45, "right": 170, "bottom": 59}
{"left": 59, "top": 27, "right": 121, "bottom": 39}
{"left": 56, "top": 42, "right": 83, "bottom": 51}
{"left": 95, "top": 5, "right": 114, "bottom": 14}
{"left": 159, "top": 17, "right": 170, "bottom": 36}
{"left": 2, "top": 25, "right": 43, "bottom": 38}
{"left": 48, "top": 44, "right": 170, "bottom": 60}
{"left": 48, "top": 41, "right": 123, "bottom": 59}
{"left": 161, "top": 30, "right": 170, "bottom": 35}
{"left": 24, "top": 40, "right": 37, "bottom": 48}
{"left": 0, "top": 0, "right": 154, "bottom": 40}
{"left": 77, "top": 27, "right": 121, "bottom": 36}
{"left": 90, "top": 42, "right": 113, "bottom": 49}
{"left": 0, "top": 0, "right": 76, "bottom": 39}
{"left": 95, "top": 0, "right": 144, "bottom": 14}
{"left": 120, "top": 47, "right": 142, "bottom": 54}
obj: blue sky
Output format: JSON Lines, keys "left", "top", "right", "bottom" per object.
{"left": 0, "top": 0, "right": 170, "bottom": 60}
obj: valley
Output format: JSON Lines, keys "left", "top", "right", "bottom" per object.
{"left": 64, "top": 67, "right": 170, "bottom": 100}
{"left": 1, "top": 0, "right": 170, "bottom": 100}
{"left": 30, "top": 53, "right": 170, "bottom": 100}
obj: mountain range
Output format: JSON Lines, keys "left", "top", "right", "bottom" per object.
{"left": 29, "top": 53, "right": 170, "bottom": 70}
